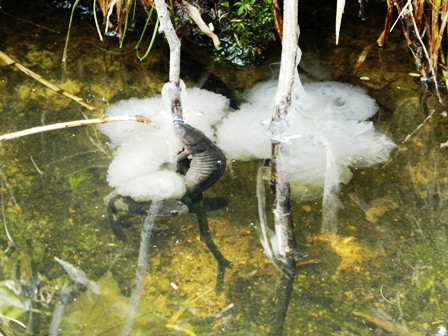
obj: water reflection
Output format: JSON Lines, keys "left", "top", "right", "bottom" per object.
{"left": 0, "top": 1, "right": 448, "bottom": 335}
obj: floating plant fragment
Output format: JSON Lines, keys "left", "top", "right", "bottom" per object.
{"left": 58, "top": 271, "right": 165, "bottom": 334}
{"left": 54, "top": 257, "right": 100, "bottom": 295}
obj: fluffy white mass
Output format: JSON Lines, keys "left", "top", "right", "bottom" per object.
{"left": 99, "top": 75, "right": 395, "bottom": 229}
{"left": 215, "top": 77, "right": 396, "bottom": 231}
{"left": 99, "top": 83, "right": 229, "bottom": 201}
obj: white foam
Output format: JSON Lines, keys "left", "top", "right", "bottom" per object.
{"left": 99, "top": 87, "right": 229, "bottom": 201}
{"left": 215, "top": 76, "right": 396, "bottom": 231}
{"left": 100, "top": 77, "right": 395, "bottom": 231}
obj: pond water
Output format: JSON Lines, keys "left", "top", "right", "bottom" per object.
{"left": 1, "top": 1, "right": 448, "bottom": 335}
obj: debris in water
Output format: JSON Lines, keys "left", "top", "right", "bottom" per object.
{"left": 353, "top": 310, "right": 424, "bottom": 336}
{"left": 54, "top": 257, "right": 100, "bottom": 295}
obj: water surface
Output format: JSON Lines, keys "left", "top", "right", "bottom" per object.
{"left": 0, "top": 1, "right": 447, "bottom": 335}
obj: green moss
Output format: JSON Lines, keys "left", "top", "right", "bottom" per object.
{"left": 68, "top": 172, "right": 89, "bottom": 190}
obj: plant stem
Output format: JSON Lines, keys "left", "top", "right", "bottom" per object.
{"left": 269, "top": 0, "right": 300, "bottom": 264}
{"left": 0, "top": 51, "right": 95, "bottom": 111}
{"left": 154, "top": 0, "right": 184, "bottom": 121}
{"left": 0, "top": 115, "right": 150, "bottom": 141}
{"left": 154, "top": 0, "right": 181, "bottom": 83}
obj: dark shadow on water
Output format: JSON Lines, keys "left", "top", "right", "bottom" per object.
{"left": 184, "top": 196, "right": 233, "bottom": 292}
{"left": 104, "top": 191, "right": 232, "bottom": 292}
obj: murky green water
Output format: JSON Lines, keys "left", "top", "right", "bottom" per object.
{"left": 1, "top": 1, "right": 448, "bottom": 335}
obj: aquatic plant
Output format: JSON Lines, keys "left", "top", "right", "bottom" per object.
{"left": 354, "top": 0, "right": 448, "bottom": 105}
{"left": 61, "top": 0, "right": 159, "bottom": 65}
{"left": 0, "top": 280, "right": 29, "bottom": 334}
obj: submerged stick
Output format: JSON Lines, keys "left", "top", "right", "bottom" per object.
{"left": 268, "top": 261, "right": 296, "bottom": 336}
{"left": 122, "top": 201, "right": 161, "bottom": 336}
{"left": 48, "top": 283, "right": 74, "bottom": 336}
{"left": 0, "top": 51, "right": 95, "bottom": 111}
{"left": 0, "top": 115, "right": 150, "bottom": 142}
{"left": 266, "top": 0, "right": 300, "bottom": 332}
{"left": 353, "top": 311, "right": 424, "bottom": 336}
{"left": 269, "top": 0, "right": 300, "bottom": 264}
{"left": 166, "top": 288, "right": 213, "bottom": 335}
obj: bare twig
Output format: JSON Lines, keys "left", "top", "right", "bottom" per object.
{"left": 353, "top": 310, "right": 424, "bottom": 336}
{"left": 0, "top": 115, "right": 150, "bottom": 142}
{"left": 154, "top": 0, "right": 183, "bottom": 121}
{"left": 401, "top": 111, "right": 434, "bottom": 145}
{"left": 269, "top": 0, "right": 300, "bottom": 264}
{"left": 154, "top": 0, "right": 180, "bottom": 84}
{"left": 266, "top": 2, "right": 301, "bottom": 331}
{"left": 122, "top": 201, "right": 161, "bottom": 336}
{"left": 0, "top": 51, "right": 95, "bottom": 111}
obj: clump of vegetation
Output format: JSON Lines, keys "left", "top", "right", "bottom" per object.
{"left": 214, "top": 0, "right": 277, "bottom": 66}
{"left": 381, "top": 0, "right": 448, "bottom": 104}
{"left": 58, "top": 0, "right": 277, "bottom": 67}
{"left": 173, "top": 0, "right": 277, "bottom": 66}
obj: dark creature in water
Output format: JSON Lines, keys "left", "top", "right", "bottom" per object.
{"left": 105, "top": 121, "right": 227, "bottom": 221}
{"left": 173, "top": 120, "right": 227, "bottom": 201}
{"left": 104, "top": 121, "right": 231, "bottom": 289}
{"left": 173, "top": 120, "right": 231, "bottom": 288}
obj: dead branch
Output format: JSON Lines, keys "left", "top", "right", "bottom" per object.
{"left": 0, "top": 115, "right": 150, "bottom": 142}
{"left": 269, "top": 0, "right": 300, "bottom": 264}
{"left": 154, "top": 0, "right": 183, "bottom": 121}
{"left": 0, "top": 51, "right": 95, "bottom": 111}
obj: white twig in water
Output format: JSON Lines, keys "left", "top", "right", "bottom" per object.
{"left": 268, "top": 0, "right": 300, "bottom": 264}
{"left": 380, "top": 284, "right": 394, "bottom": 304}
{"left": 154, "top": 0, "right": 184, "bottom": 121}
{"left": 0, "top": 115, "right": 150, "bottom": 142}
{"left": 122, "top": 201, "right": 161, "bottom": 336}
{"left": 390, "top": 0, "right": 411, "bottom": 33}
{"left": 402, "top": 112, "right": 433, "bottom": 144}
{"left": 215, "top": 303, "right": 235, "bottom": 318}
{"left": 105, "top": 0, "right": 118, "bottom": 35}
